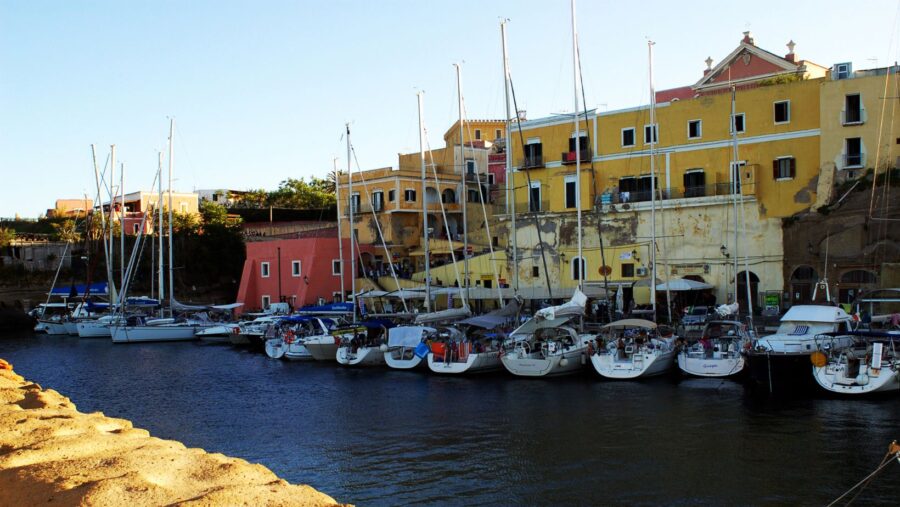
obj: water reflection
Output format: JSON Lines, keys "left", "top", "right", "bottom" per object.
{"left": 1, "top": 333, "right": 898, "bottom": 506}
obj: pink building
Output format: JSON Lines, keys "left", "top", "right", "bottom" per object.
{"left": 235, "top": 237, "right": 375, "bottom": 315}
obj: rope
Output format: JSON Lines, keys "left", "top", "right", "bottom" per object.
{"left": 826, "top": 447, "right": 899, "bottom": 506}
{"left": 423, "top": 129, "right": 465, "bottom": 306}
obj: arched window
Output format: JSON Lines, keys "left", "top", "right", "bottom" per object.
{"left": 571, "top": 256, "right": 586, "bottom": 281}
{"left": 840, "top": 270, "right": 877, "bottom": 284}
{"left": 790, "top": 265, "right": 818, "bottom": 282}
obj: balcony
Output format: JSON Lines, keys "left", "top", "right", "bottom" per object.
{"left": 612, "top": 182, "right": 754, "bottom": 205}
{"left": 520, "top": 155, "right": 543, "bottom": 169}
{"left": 843, "top": 153, "right": 865, "bottom": 168}
{"left": 841, "top": 108, "right": 867, "bottom": 125}
{"left": 560, "top": 148, "right": 592, "bottom": 165}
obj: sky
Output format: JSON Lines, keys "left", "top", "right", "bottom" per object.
{"left": 1, "top": 0, "right": 898, "bottom": 217}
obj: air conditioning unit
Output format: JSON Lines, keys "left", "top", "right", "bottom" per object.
{"left": 636, "top": 267, "right": 648, "bottom": 277}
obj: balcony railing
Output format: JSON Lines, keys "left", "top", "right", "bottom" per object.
{"left": 841, "top": 108, "right": 867, "bottom": 125}
{"left": 843, "top": 153, "right": 865, "bottom": 168}
{"left": 521, "top": 155, "right": 543, "bottom": 169}
{"left": 611, "top": 182, "right": 753, "bottom": 204}
{"left": 561, "top": 148, "right": 592, "bottom": 164}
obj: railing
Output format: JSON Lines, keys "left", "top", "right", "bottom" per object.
{"left": 560, "top": 148, "right": 592, "bottom": 164}
{"left": 841, "top": 108, "right": 866, "bottom": 125}
{"left": 609, "top": 182, "right": 753, "bottom": 205}
{"left": 843, "top": 153, "right": 865, "bottom": 168}
{"left": 520, "top": 155, "right": 543, "bottom": 169}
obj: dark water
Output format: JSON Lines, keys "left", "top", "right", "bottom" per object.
{"left": 2, "top": 332, "right": 899, "bottom": 506}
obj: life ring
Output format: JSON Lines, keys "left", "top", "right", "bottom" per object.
{"left": 232, "top": 326, "right": 241, "bottom": 335}
{"left": 284, "top": 329, "right": 295, "bottom": 345}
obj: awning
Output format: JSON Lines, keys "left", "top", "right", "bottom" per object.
{"left": 459, "top": 299, "right": 521, "bottom": 329}
{"left": 510, "top": 316, "right": 574, "bottom": 337}
{"left": 655, "top": 278, "right": 714, "bottom": 291}
{"left": 414, "top": 306, "right": 471, "bottom": 324}
{"left": 388, "top": 326, "right": 436, "bottom": 347}
{"left": 602, "top": 318, "right": 658, "bottom": 329}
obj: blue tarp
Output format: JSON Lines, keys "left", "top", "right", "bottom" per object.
{"left": 414, "top": 342, "right": 430, "bottom": 359}
{"left": 51, "top": 282, "right": 108, "bottom": 296}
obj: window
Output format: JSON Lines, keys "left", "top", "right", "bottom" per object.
{"left": 404, "top": 189, "right": 416, "bottom": 202}
{"left": 466, "top": 159, "right": 476, "bottom": 176}
{"left": 643, "top": 124, "right": 658, "bottom": 144}
{"left": 529, "top": 181, "right": 541, "bottom": 212}
{"left": 474, "top": 129, "right": 481, "bottom": 140}
{"left": 636, "top": 175, "right": 658, "bottom": 202}
{"left": 332, "top": 292, "right": 342, "bottom": 302}
{"left": 260, "top": 262, "right": 270, "bottom": 278}
{"left": 524, "top": 139, "right": 542, "bottom": 168}
{"left": 618, "top": 177, "right": 637, "bottom": 202}
{"left": 834, "top": 62, "right": 852, "bottom": 80}
{"left": 730, "top": 161, "right": 746, "bottom": 194}
{"left": 621, "top": 128, "right": 635, "bottom": 147}
{"left": 332, "top": 259, "right": 342, "bottom": 275}
{"left": 133, "top": 223, "right": 141, "bottom": 234}
{"left": 388, "top": 189, "right": 395, "bottom": 202}
{"left": 845, "top": 138, "right": 863, "bottom": 167}
{"left": 774, "top": 101, "right": 790, "bottom": 124}
{"left": 180, "top": 202, "right": 188, "bottom": 212}
{"left": 492, "top": 236, "right": 499, "bottom": 247}
{"left": 487, "top": 173, "right": 495, "bottom": 185}
{"left": 730, "top": 113, "right": 745, "bottom": 134}
{"left": 844, "top": 94, "right": 863, "bottom": 124}
{"left": 683, "top": 169, "right": 706, "bottom": 198}
{"left": 261, "top": 295, "right": 270, "bottom": 310}
{"left": 350, "top": 193, "right": 360, "bottom": 213}
{"left": 495, "top": 129, "right": 502, "bottom": 139}
{"left": 467, "top": 189, "right": 479, "bottom": 203}
{"left": 688, "top": 120, "right": 702, "bottom": 140}
{"left": 621, "top": 263, "right": 634, "bottom": 278}
{"left": 291, "top": 260, "right": 302, "bottom": 277}
{"left": 532, "top": 265, "right": 540, "bottom": 278}
{"left": 773, "top": 157, "right": 796, "bottom": 180}
{"left": 567, "top": 135, "right": 589, "bottom": 154}
{"left": 372, "top": 191, "right": 384, "bottom": 211}
{"left": 571, "top": 257, "right": 586, "bottom": 281}
{"left": 565, "top": 175, "right": 577, "bottom": 209}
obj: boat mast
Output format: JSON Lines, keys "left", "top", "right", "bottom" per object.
{"left": 109, "top": 145, "right": 117, "bottom": 309}
{"left": 730, "top": 87, "right": 740, "bottom": 311}
{"left": 648, "top": 41, "right": 658, "bottom": 323}
{"left": 158, "top": 151, "right": 165, "bottom": 315}
{"left": 167, "top": 118, "right": 175, "bottom": 313}
{"left": 92, "top": 145, "right": 113, "bottom": 311}
{"left": 120, "top": 161, "right": 125, "bottom": 297}
{"left": 346, "top": 123, "right": 356, "bottom": 322}
{"left": 501, "top": 20, "right": 518, "bottom": 294}
{"left": 418, "top": 91, "right": 432, "bottom": 313}
{"left": 572, "top": 0, "right": 583, "bottom": 293}
{"left": 334, "top": 157, "right": 346, "bottom": 303}
{"left": 455, "top": 63, "right": 469, "bottom": 306}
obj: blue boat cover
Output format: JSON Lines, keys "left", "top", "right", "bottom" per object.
{"left": 296, "top": 302, "right": 354, "bottom": 314}
{"left": 51, "top": 282, "right": 108, "bottom": 296}
{"left": 414, "top": 342, "right": 430, "bottom": 359}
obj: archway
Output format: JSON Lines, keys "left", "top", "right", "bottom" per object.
{"left": 441, "top": 188, "right": 456, "bottom": 204}
{"left": 790, "top": 265, "right": 818, "bottom": 305}
{"left": 737, "top": 271, "right": 760, "bottom": 315}
{"left": 838, "top": 269, "right": 878, "bottom": 304}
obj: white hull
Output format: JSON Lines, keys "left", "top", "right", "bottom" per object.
{"left": 284, "top": 342, "right": 313, "bottom": 361}
{"left": 677, "top": 353, "right": 745, "bottom": 378}
{"left": 196, "top": 325, "right": 239, "bottom": 339}
{"left": 229, "top": 333, "right": 252, "bottom": 345}
{"left": 813, "top": 361, "right": 900, "bottom": 395}
{"left": 591, "top": 348, "right": 676, "bottom": 379}
{"left": 265, "top": 338, "right": 287, "bottom": 359}
{"left": 76, "top": 320, "right": 112, "bottom": 338}
{"left": 336, "top": 346, "right": 385, "bottom": 366}
{"left": 427, "top": 351, "right": 502, "bottom": 374}
{"left": 111, "top": 325, "right": 199, "bottom": 343}
{"left": 501, "top": 346, "right": 587, "bottom": 377}
{"left": 38, "top": 321, "right": 70, "bottom": 335}
{"left": 384, "top": 349, "right": 426, "bottom": 370}
{"left": 63, "top": 321, "right": 79, "bottom": 335}
{"left": 303, "top": 337, "right": 340, "bottom": 361}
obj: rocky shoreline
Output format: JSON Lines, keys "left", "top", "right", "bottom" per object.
{"left": 0, "top": 359, "right": 347, "bottom": 506}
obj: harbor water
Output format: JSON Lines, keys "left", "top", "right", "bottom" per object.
{"left": 2, "top": 332, "right": 899, "bottom": 506}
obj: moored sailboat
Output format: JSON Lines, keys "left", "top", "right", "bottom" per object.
{"left": 811, "top": 330, "right": 900, "bottom": 395}
{"left": 589, "top": 319, "right": 677, "bottom": 379}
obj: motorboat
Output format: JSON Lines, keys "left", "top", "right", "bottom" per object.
{"left": 33, "top": 303, "right": 74, "bottom": 335}
{"left": 589, "top": 319, "right": 677, "bottom": 379}
{"left": 677, "top": 320, "right": 751, "bottom": 378}
{"left": 744, "top": 305, "right": 855, "bottom": 392}
{"left": 267, "top": 316, "right": 336, "bottom": 361}
{"left": 427, "top": 300, "right": 519, "bottom": 375}
{"left": 811, "top": 330, "right": 900, "bottom": 395}
{"left": 336, "top": 320, "right": 394, "bottom": 367}
{"left": 500, "top": 291, "right": 592, "bottom": 378}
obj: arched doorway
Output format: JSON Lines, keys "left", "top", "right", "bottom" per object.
{"left": 441, "top": 188, "right": 456, "bottom": 204}
{"left": 790, "top": 266, "right": 818, "bottom": 305}
{"left": 838, "top": 269, "right": 877, "bottom": 304}
{"left": 737, "top": 271, "right": 759, "bottom": 314}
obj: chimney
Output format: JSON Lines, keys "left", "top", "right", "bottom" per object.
{"left": 785, "top": 40, "right": 797, "bottom": 63}
{"left": 742, "top": 31, "right": 754, "bottom": 45}
{"left": 704, "top": 56, "right": 713, "bottom": 75}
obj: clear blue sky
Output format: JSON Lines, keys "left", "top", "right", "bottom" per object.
{"left": 2, "top": 0, "right": 897, "bottom": 217}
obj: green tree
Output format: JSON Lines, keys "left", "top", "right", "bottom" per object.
{"left": 200, "top": 200, "right": 229, "bottom": 227}
{"left": 235, "top": 189, "right": 270, "bottom": 209}
{"left": 0, "top": 227, "right": 14, "bottom": 247}
{"left": 268, "top": 177, "right": 336, "bottom": 209}
{"left": 52, "top": 219, "right": 81, "bottom": 243}
{"left": 171, "top": 212, "right": 199, "bottom": 234}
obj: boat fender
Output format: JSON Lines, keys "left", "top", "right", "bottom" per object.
{"left": 232, "top": 326, "right": 241, "bottom": 335}
{"left": 810, "top": 351, "right": 827, "bottom": 368}
{"left": 559, "top": 357, "right": 569, "bottom": 367}
{"left": 379, "top": 344, "right": 388, "bottom": 352}
{"left": 855, "top": 373, "right": 869, "bottom": 386}
{"left": 587, "top": 341, "right": 595, "bottom": 356}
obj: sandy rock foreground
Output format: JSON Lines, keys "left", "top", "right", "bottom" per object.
{"left": 0, "top": 359, "right": 348, "bottom": 506}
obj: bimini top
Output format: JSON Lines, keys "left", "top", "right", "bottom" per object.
{"left": 602, "top": 319, "right": 658, "bottom": 329}
{"left": 781, "top": 305, "right": 850, "bottom": 323}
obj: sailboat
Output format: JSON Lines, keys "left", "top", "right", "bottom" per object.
{"left": 811, "top": 330, "right": 900, "bottom": 395}
{"left": 428, "top": 299, "right": 518, "bottom": 374}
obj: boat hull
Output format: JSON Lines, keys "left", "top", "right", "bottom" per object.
{"left": 427, "top": 351, "right": 502, "bottom": 374}
{"left": 76, "top": 320, "right": 112, "bottom": 338}
{"left": 384, "top": 349, "right": 426, "bottom": 370}
{"left": 744, "top": 351, "right": 818, "bottom": 393}
{"left": 813, "top": 363, "right": 900, "bottom": 395}
{"left": 284, "top": 341, "right": 313, "bottom": 361}
{"left": 37, "top": 321, "right": 69, "bottom": 335}
{"left": 677, "top": 352, "right": 745, "bottom": 378}
{"left": 303, "top": 337, "right": 340, "bottom": 361}
{"left": 111, "top": 325, "right": 199, "bottom": 343}
{"left": 501, "top": 347, "right": 587, "bottom": 377}
{"left": 265, "top": 338, "right": 287, "bottom": 359}
{"left": 336, "top": 346, "right": 385, "bottom": 366}
{"left": 591, "top": 349, "right": 676, "bottom": 380}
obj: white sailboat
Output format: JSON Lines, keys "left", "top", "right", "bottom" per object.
{"left": 589, "top": 319, "right": 677, "bottom": 379}
{"left": 677, "top": 320, "right": 750, "bottom": 377}
{"left": 812, "top": 331, "right": 900, "bottom": 395}
{"left": 427, "top": 300, "right": 518, "bottom": 375}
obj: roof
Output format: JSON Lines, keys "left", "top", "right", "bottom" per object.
{"left": 655, "top": 86, "right": 694, "bottom": 103}
{"left": 781, "top": 305, "right": 850, "bottom": 323}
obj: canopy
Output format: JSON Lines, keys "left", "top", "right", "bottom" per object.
{"left": 459, "top": 299, "right": 521, "bottom": 329}
{"left": 535, "top": 289, "right": 587, "bottom": 321}
{"left": 385, "top": 288, "right": 429, "bottom": 299}
{"left": 172, "top": 299, "right": 213, "bottom": 312}
{"left": 357, "top": 290, "right": 390, "bottom": 299}
{"left": 211, "top": 303, "right": 244, "bottom": 311}
{"left": 388, "top": 326, "right": 435, "bottom": 348}
{"left": 602, "top": 318, "right": 658, "bottom": 329}
{"left": 655, "top": 278, "right": 714, "bottom": 291}
{"left": 51, "top": 282, "right": 108, "bottom": 297}
{"left": 510, "top": 316, "right": 574, "bottom": 337}
{"left": 414, "top": 306, "right": 472, "bottom": 324}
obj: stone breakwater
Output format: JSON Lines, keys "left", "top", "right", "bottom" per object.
{"left": 0, "top": 359, "right": 348, "bottom": 506}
